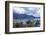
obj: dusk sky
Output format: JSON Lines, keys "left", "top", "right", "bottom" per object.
{"left": 13, "top": 7, "right": 40, "bottom": 17}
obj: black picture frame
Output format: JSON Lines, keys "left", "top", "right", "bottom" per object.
{"left": 5, "top": 1, "right": 45, "bottom": 34}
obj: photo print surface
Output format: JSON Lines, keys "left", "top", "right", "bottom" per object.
{"left": 13, "top": 7, "right": 40, "bottom": 28}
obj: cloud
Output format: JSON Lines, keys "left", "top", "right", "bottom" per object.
{"left": 13, "top": 7, "right": 40, "bottom": 17}
{"left": 13, "top": 7, "right": 26, "bottom": 14}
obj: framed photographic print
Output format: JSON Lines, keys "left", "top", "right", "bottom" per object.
{"left": 5, "top": 1, "right": 45, "bottom": 34}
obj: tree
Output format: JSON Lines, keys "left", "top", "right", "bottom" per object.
{"left": 35, "top": 20, "right": 40, "bottom": 27}
{"left": 26, "top": 20, "right": 31, "bottom": 24}
{"left": 16, "top": 23, "right": 19, "bottom": 27}
{"left": 26, "top": 20, "right": 34, "bottom": 27}
{"left": 21, "top": 22, "right": 23, "bottom": 24}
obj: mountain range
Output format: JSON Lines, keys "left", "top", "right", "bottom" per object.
{"left": 13, "top": 12, "right": 40, "bottom": 19}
